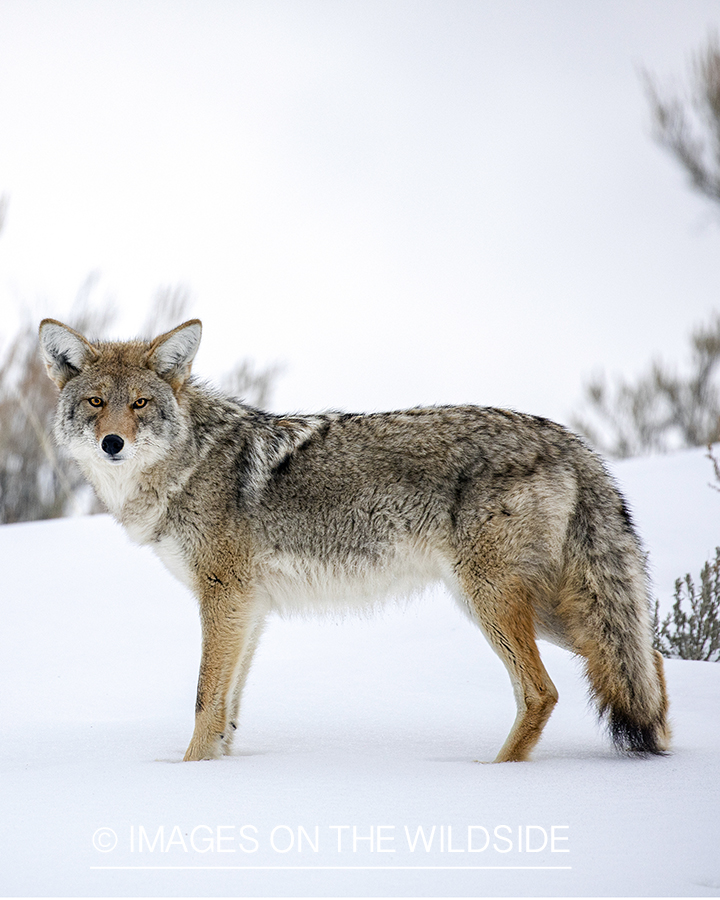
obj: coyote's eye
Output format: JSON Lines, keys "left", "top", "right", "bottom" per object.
{"left": 132, "top": 397, "right": 149, "bottom": 409}
{"left": 88, "top": 397, "right": 104, "bottom": 408}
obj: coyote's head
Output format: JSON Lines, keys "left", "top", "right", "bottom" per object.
{"left": 39, "top": 319, "right": 202, "bottom": 478}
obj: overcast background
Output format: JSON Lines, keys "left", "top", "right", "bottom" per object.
{"left": 1, "top": 0, "right": 719, "bottom": 421}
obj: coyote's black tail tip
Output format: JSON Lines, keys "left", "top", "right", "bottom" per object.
{"left": 593, "top": 650, "right": 671, "bottom": 757}
{"left": 608, "top": 709, "right": 670, "bottom": 757}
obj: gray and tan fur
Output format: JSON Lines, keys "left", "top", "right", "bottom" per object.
{"left": 39, "top": 317, "right": 670, "bottom": 762}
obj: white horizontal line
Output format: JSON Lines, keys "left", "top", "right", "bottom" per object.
{"left": 91, "top": 865, "right": 572, "bottom": 871}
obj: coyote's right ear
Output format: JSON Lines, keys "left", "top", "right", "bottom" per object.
{"left": 39, "top": 319, "right": 99, "bottom": 389}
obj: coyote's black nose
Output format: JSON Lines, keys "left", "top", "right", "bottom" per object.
{"left": 101, "top": 434, "right": 125, "bottom": 456}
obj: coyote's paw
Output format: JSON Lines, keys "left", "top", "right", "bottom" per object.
{"left": 183, "top": 736, "right": 223, "bottom": 762}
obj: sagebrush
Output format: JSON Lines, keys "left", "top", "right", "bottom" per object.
{"left": 653, "top": 446, "right": 720, "bottom": 662}
{"left": 654, "top": 548, "right": 720, "bottom": 662}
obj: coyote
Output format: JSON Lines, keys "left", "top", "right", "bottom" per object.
{"left": 39, "top": 317, "right": 670, "bottom": 762}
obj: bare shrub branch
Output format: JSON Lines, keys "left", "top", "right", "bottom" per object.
{"left": 572, "top": 312, "right": 720, "bottom": 458}
{"left": 643, "top": 32, "right": 720, "bottom": 209}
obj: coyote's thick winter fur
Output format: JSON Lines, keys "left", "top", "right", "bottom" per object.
{"left": 39, "top": 318, "right": 670, "bottom": 762}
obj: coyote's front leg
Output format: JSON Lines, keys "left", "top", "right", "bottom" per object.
{"left": 184, "top": 581, "right": 260, "bottom": 762}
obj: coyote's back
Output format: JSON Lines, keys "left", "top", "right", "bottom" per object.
{"left": 39, "top": 317, "right": 670, "bottom": 762}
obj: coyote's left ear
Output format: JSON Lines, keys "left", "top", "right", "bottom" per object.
{"left": 146, "top": 319, "right": 202, "bottom": 390}
{"left": 39, "top": 318, "right": 99, "bottom": 389}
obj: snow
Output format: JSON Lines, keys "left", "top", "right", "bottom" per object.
{"left": 1, "top": 446, "right": 719, "bottom": 897}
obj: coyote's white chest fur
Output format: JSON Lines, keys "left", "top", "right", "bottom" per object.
{"left": 153, "top": 533, "right": 195, "bottom": 591}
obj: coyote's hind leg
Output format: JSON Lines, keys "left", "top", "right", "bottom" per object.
{"left": 458, "top": 570, "right": 558, "bottom": 762}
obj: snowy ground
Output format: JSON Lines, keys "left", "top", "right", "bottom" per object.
{"left": 1, "top": 446, "right": 719, "bottom": 898}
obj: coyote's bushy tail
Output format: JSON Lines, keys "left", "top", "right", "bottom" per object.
{"left": 562, "top": 470, "right": 671, "bottom": 756}
{"left": 602, "top": 648, "right": 669, "bottom": 754}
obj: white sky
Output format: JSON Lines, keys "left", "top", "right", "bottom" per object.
{"left": 1, "top": 0, "right": 719, "bottom": 421}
